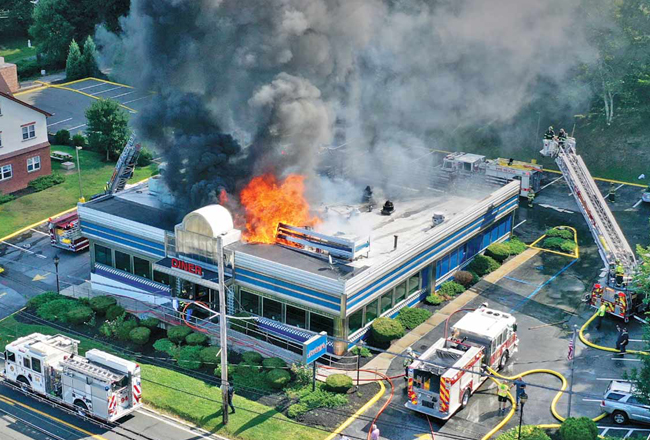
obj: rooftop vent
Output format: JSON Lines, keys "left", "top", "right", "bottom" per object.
{"left": 381, "top": 200, "right": 394, "bottom": 216}
{"left": 432, "top": 212, "right": 445, "bottom": 227}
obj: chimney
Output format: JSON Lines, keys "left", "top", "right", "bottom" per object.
{"left": 393, "top": 235, "right": 398, "bottom": 250}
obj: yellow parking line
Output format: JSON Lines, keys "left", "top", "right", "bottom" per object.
{"left": 14, "top": 85, "right": 48, "bottom": 96}
{"left": 56, "top": 77, "right": 95, "bottom": 87}
{"left": 88, "top": 77, "right": 134, "bottom": 89}
{"left": 0, "top": 393, "right": 109, "bottom": 440}
{"left": 527, "top": 226, "right": 579, "bottom": 259}
{"left": 33, "top": 81, "right": 137, "bottom": 113}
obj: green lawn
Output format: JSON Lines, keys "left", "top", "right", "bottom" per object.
{"left": 0, "top": 37, "right": 37, "bottom": 64}
{"left": 0, "top": 314, "right": 324, "bottom": 440}
{"left": 0, "top": 145, "right": 157, "bottom": 238}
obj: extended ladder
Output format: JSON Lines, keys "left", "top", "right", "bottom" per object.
{"left": 105, "top": 132, "right": 142, "bottom": 195}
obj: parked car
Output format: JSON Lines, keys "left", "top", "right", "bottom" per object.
{"left": 601, "top": 380, "right": 650, "bottom": 425}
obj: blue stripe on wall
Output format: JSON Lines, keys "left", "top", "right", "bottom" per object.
{"left": 81, "top": 222, "right": 165, "bottom": 256}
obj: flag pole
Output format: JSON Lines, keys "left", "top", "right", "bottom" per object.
{"left": 567, "top": 324, "right": 577, "bottom": 418}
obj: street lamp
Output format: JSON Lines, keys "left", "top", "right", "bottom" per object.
{"left": 75, "top": 146, "right": 84, "bottom": 203}
{"left": 53, "top": 255, "right": 60, "bottom": 294}
{"left": 518, "top": 391, "right": 528, "bottom": 440}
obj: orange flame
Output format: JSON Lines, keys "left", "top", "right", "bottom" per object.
{"left": 219, "top": 189, "right": 229, "bottom": 204}
{"left": 240, "top": 174, "right": 320, "bottom": 244}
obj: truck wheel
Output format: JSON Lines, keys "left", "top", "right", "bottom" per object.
{"left": 461, "top": 390, "right": 470, "bottom": 409}
{"left": 74, "top": 400, "right": 89, "bottom": 416}
{"left": 16, "top": 376, "right": 30, "bottom": 389}
{"left": 612, "top": 410, "right": 629, "bottom": 425}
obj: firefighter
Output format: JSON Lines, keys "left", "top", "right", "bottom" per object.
{"left": 544, "top": 126, "right": 555, "bottom": 140}
{"left": 616, "top": 327, "right": 629, "bottom": 353}
{"left": 608, "top": 182, "right": 617, "bottom": 203}
{"left": 596, "top": 302, "right": 607, "bottom": 330}
{"left": 527, "top": 189, "right": 535, "bottom": 208}
{"left": 403, "top": 347, "right": 416, "bottom": 380}
{"left": 558, "top": 128, "right": 567, "bottom": 146}
{"left": 227, "top": 382, "right": 236, "bottom": 413}
{"left": 615, "top": 263, "right": 625, "bottom": 286}
{"left": 497, "top": 381, "right": 509, "bottom": 414}
{"left": 513, "top": 377, "right": 527, "bottom": 411}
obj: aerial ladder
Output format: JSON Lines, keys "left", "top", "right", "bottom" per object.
{"left": 105, "top": 132, "right": 142, "bottom": 194}
{"left": 541, "top": 137, "right": 645, "bottom": 321}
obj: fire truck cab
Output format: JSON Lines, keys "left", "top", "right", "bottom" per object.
{"left": 406, "top": 307, "right": 517, "bottom": 420}
{"left": 48, "top": 211, "right": 89, "bottom": 252}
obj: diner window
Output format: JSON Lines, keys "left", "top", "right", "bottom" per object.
{"left": 395, "top": 282, "right": 407, "bottom": 304}
{"left": 22, "top": 124, "right": 36, "bottom": 140}
{"left": 310, "top": 313, "right": 334, "bottom": 335}
{"left": 153, "top": 270, "right": 171, "bottom": 285}
{"left": 133, "top": 256, "right": 151, "bottom": 279}
{"left": 364, "top": 299, "right": 378, "bottom": 325}
{"left": 263, "top": 297, "right": 283, "bottom": 321}
{"left": 286, "top": 305, "right": 306, "bottom": 328}
{"left": 240, "top": 290, "right": 260, "bottom": 315}
{"left": 27, "top": 156, "right": 41, "bottom": 172}
{"left": 408, "top": 273, "right": 421, "bottom": 294}
{"left": 380, "top": 291, "right": 393, "bottom": 314}
{"left": 0, "top": 164, "right": 12, "bottom": 181}
{"left": 449, "top": 249, "right": 458, "bottom": 270}
{"left": 115, "top": 250, "right": 132, "bottom": 273}
{"left": 440, "top": 255, "right": 449, "bottom": 276}
{"left": 348, "top": 309, "right": 364, "bottom": 334}
{"left": 32, "top": 358, "right": 42, "bottom": 374}
{"left": 94, "top": 244, "right": 112, "bottom": 266}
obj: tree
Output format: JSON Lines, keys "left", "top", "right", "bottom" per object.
{"left": 65, "top": 39, "right": 84, "bottom": 80}
{"left": 100, "top": 0, "right": 132, "bottom": 33}
{"left": 82, "top": 36, "right": 101, "bottom": 78}
{"left": 0, "top": 0, "right": 35, "bottom": 37}
{"left": 85, "top": 99, "right": 130, "bottom": 161}
{"left": 29, "top": 0, "right": 76, "bottom": 65}
{"left": 628, "top": 243, "right": 650, "bottom": 403}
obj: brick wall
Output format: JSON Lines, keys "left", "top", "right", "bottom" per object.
{"left": 0, "top": 61, "right": 19, "bottom": 94}
{"left": 0, "top": 143, "right": 51, "bottom": 194}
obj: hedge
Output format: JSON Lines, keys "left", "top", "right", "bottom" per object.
{"left": 129, "top": 327, "right": 151, "bottom": 345}
{"left": 54, "top": 129, "right": 71, "bottom": 145}
{"left": 262, "top": 357, "right": 287, "bottom": 370}
{"left": 89, "top": 296, "right": 117, "bottom": 315}
{"left": 26, "top": 292, "right": 62, "bottom": 310}
{"left": 28, "top": 174, "right": 65, "bottom": 192}
{"left": 453, "top": 270, "right": 475, "bottom": 287}
{"left": 350, "top": 346, "right": 372, "bottom": 357}
{"left": 242, "top": 351, "right": 264, "bottom": 365}
{"left": 266, "top": 368, "right": 291, "bottom": 389}
{"left": 167, "top": 325, "right": 193, "bottom": 344}
{"left": 115, "top": 318, "right": 138, "bottom": 341}
{"left": 486, "top": 243, "right": 511, "bottom": 262}
{"left": 546, "top": 228, "right": 574, "bottom": 240}
{"left": 153, "top": 338, "right": 177, "bottom": 356}
{"left": 140, "top": 317, "right": 160, "bottom": 330}
{"left": 325, "top": 374, "right": 353, "bottom": 393}
{"left": 559, "top": 417, "right": 598, "bottom": 440}
{"left": 72, "top": 133, "right": 86, "bottom": 147}
{"left": 506, "top": 237, "right": 527, "bottom": 255}
{"left": 541, "top": 237, "right": 565, "bottom": 250}
{"left": 467, "top": 254, "right": 500, "bottom": 277}
{"left": 0, "top": 192, "right": 15, "bottom": 204}
{"left": 287, "top": 403, "right": 309, "bottom": 419}
{"left": 185, "top": 332, "right": 209, "bottom": 346}
{"left": 65, "top": 306, "right": 94, "bottom": 325}
{"left": 396, "top": 307, "right": 432, "bottom": 330}
{"left": 36, "top": 299, "right": 78, "bottom": 322}
{"left": 371, "top": 317, "right": 405, "bottom": 346}
{"left": 105, "top": 304, "right": 126, "bottom": 321}
{"left": 560, "top": 241, "right": 577, "bottom": 253}
{"left": 496, "top": 426, "right": 551, "bottom": 440}
{"left": 438, "top": 281, "right": 465, "bottom": 297}
{"left": 425, "top": 293, "right": 444, "bottom": 305}
{"left": 199, "top": 346, "right": 221, "bottom": 365}
{"left": 177, "top": 346, "right": 203, "bottom": 370}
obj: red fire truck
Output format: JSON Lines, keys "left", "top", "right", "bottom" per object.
{"left": 48, "top": 212, "right": 89, "bottom": 253}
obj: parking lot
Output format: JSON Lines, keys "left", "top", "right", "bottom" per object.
{"left": 15, "top": 78, "right": 152, "bottom": 135}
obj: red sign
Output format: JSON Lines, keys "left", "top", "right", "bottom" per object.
{"left": 171, "top": 258, "right": 203, "bottom": 277}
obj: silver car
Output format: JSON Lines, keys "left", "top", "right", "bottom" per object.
{"left": 601, "top": 381, "right": 650, "bottom": 425}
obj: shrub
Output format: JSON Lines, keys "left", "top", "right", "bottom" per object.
{"left": 547, "top": 228, "right": 574, "bottom": 240}
{"left": 467, "top": 254, "right": 500, "bottom": 277}
{"left": 167, "top": 325, "right": 193, "bottom": 344}
{"left": 72, "top": 133, "right": 86, "bottom": 147}
{"left": 425, "top": 293, "right": 444, "bottom": 305}
{"left": 153, "top": 338, "right": 178, "bottom": 356}
{"left": 370, "top": 317, "right": 405, "bottom": 346}
{"left": 438, "top": 281, "right": 465, "bottom": 297}
{"left": 129, "top": 327, "right": 151, "bottom": 345}
{"left": 28, "top": 174, "right": 65, "bottom": 192}
{"left": 0, "top": 191, "right": 15, "bottom": 204}
{"left": 486, "top": 243, "right": 511, "bottom": 262}
{"left": 559, "top": 417, "right": 598, "bottom": 440}
{"left": 140, "top": 317, "right": 160, "bottom": 330}
{"left": 99, "top": 321, "right": 112, "bottom": 338}
{"left": 36, "top": 299, "right": 78, "bottom": 322}
{"left": 262, "top": 357, "right": 288, "bottom": 370}
{"left": 213, "top": 363, "right": 236, "bottom": 378}
{"left": 105, "top": 304, "right": 126, "bottom": 321}
{"left": 54, "top": 129, "right": 71, "bottom": 145}
{"left": 506, "top": 237, "right": 527, "bottom": 255}
{"left": 300, "top": 388, "right": 348, "bottom": 409}
{"left": 26, "top": 292, "right": 62, "bottom": 310}
{"left": 287, "top": 403, "right": 309, "bottom": 419}
{"left": 541, "top": 237, "right": 566, "bottom": 251}
{"left": 65, "top": 306, "right": 94, "bottom": 325}
{"left": 137, "top": 146, "right": 154, "bottom": 166}
{"left": 469, "top": 271, "right": 480, "bottom": 285}
{"left": 350, "top": 346, "right": 372, "bottom": 357}
{"left": 560, "top": 240, "right": 577, "bottom": 253}
{"left": 200, "top": 346, "right": 221, "bottom": 365}
{"left": 291, "top": 363, "right": 312, "bottom": 386}
{"left": 177, "top": 346, "right": 203, "bottom": 370}
{"left": 185, "top": 332, "right": 209, "bottom": 346}
{"left": 396, "top": 307, "right": 432, "bottom": 330}
{"left": 496, "top": 426, "right": 551, "bottom": 440}
{"left": 453, "top": 270, "right": 475, "bottom": 287}
{"left": 89, "top": 296, "right": 117, "bottom": 315}
{"left": 242, "top": 351, "right": 264, "bottom": 365}
{"left": 115, "top": 318, "right": 138, "bottom": 341}
{"left": 266, "top": 368, "right": 291, "bottom": 389}
{"left": 325, "top": 374, "right": 353, "bottom": 393}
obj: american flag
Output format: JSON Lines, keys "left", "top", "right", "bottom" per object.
{"left": 568, "top": 338, "right": 574, "bottom": 361}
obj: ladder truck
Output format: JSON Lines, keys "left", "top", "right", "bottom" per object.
{"left": 47, "top": 133, "right": 142, "bottom": 252}
{"left": 406, "top": 307, "right": 518, "bottom": 419}
{"left": 3, "top": 333, "right": 142, "bottom": 422}
{"left": 541, "top": 137, "right": 646, "bottom": 321}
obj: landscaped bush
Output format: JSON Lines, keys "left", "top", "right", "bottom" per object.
{"left": 167, "top": 325, "right": 193, "bottom": 344}
{"left": 139, "top": 317, "right": 160, "bottom": 330}
{"left": 469, "top": 271, "right": 480, "bottom": 285}
{"left": 54, "top": 129, "right": 71, "bottom": 145}
{"left": 262, "top": 357, "right": 288, "bottom": 370}
{"left": 36, "top": 298, "right": 78, "bottom": 322}
{"left": 438, "top": 281, "right": 466, "bottom": 297}
{"left": 185, "top": 332, "right": 209, "bottom": 346}
{"left": 467, "top": 254, "right": 500, "bottom": 277}
{"left": 137, "top": 146, "right": 154, "bottom": 166}
{"left": 560, "top": 241, "right": 577, "bottom": 253}
{"left": 105, "top": 304, "right": 126, "bottom": 321}
{"left": 506, "top": 237, "right": 527, "bottom": 255}
{"left": 287, "top": 403, "right": 309, "bottom": 419}
{"left": 213, "top": 363, "right": 237, "bottom": 378}
{"left": 65, "top": 306, "right": 94, "bottom": 325}
{"left": 325, "top": 374, "right": 353, "bottom": 393}
{"left": 99, "top": 321, "right": 112, "bottom": 338}
{"left": 291, "top": 363, "right": 312, "bottom": 386}
{"left": 26, "top": 292, "right": 62, "bottom": 310}
{"left": 350, "top": 346, "right": 372, "bottom": 357}
{"left": 370, "top": 317, "right": 405, "bottom": 346}
{"left": 559, "top": 417, "right": 598, "bottom": 440}
{"left": 129, "top": 327, "right": 151, "bottom": 345}
{"left": 72, "top": 133, "right": 86, "bottom": 147}
{"left": 396, "top": 307, "right": 432, "bottom": 330}
{"left": 200, "top": 346, "right": 221, "bottom": 365}
{"left": 0, "top": 191, "right": 15, "bottom": 205}
{"left": 28, "top": 174, "right": 65, "bottom": 192}
{"left": 89, "top": 295, "right": 117, "bottom": 315}
{"left": 115, "top": 318, "right": 138, "bottom": 341}
{"left": 177, "top": 346, "right": 203, "bottom": 370}
{"left": 486, "top": 243, "right": 511, "bottom": 262}
{"left": 496, "top": 426, "right": 551, "bottom": 440}
{"left": 266, "top": 368, "right": 291, "bottom": 389}
{"left": 547, "top": 228, "right": 574, "bottom": 240}
{"left": 425, "top": 293, "right": 444, "bottom": 305}
{"left": 298, "top": 387, "right": 348, "bottom": 410}
{"left": 453, "top": 270, "right": 475, "bottom": 287}
{"left": 153, "top": 338, "right": 178, "bottom": 357}
{"left": 541, "top": 237, "right": 565, "bottom": 251}
{"left": 242, "top": 351, "right": 264, "bottom": 365}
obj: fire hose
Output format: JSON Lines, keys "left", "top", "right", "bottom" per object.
{"left": 579, "top": 311, "right": 649, "bottom": 356}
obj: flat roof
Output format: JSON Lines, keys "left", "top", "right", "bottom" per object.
{"left": 452, "top": 308, "right": 515, "bottom": 339}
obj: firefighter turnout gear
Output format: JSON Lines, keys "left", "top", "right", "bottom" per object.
{"left": 544, "top": 126, "right": 555, "bottom": 140}
{"left": 527, "top": 190, "right": 535, "bottom": 208}
{"left": 596, "top": 303, "right": 607, "bottom": 330}
{"left": 497, "top": 382, "right": 509, "bottom": 412}
{"left": 608, "top": 182, "right": 617, "bottom": 203}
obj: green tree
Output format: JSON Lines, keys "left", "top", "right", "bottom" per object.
{"left": 65, "top": 39, "right": 84, "bottom": 80}
{"left": 29, "top": 0, "right": 75, "bottom": 65}
{"left": 85, "top": 99, "right": 130, "bottom": 161}
{"left": 100, "top": 0, "right": 132, "bottom": 33}
{"left": 82, "top": 36, "right": 101, "bottom": 78}
{"left": 0, "top": 0, "right": 35, "bottom": 36}
{"left": 628, "top": 244, "right": 650, "bottom": 403}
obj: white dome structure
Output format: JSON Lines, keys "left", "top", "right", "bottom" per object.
{"left": 181, "top": 205, "right": 234, "bottom": 238}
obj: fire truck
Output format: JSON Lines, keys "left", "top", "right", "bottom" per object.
{"left": 439, "top": 152, "right": 543, "bottom": 198}
{"left": 48, "top": 211, "right": 89, "bottom": 252}
{"left": 3, "top": 333, "right": 142, "bottom": 421}
{"left": 406, "top": 307, "right": 518, "bottom": 419}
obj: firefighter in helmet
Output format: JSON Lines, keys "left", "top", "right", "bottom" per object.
{"left": 608, "top": 182, "right": 617, "bottom": 203}
{"left": 558, "top": 128, "right": 567, "bottom": 146}
{"left": 615, "top": 262, "right": 625, "bottom": 286}
{"left": 543, "top": 126, "right": 555, "bottom": 140}
{"left": 403, "top": 347, "right": 416, "bottom": 380}
{"left": 527, "top": 189, "right": 535, "bottom": 208}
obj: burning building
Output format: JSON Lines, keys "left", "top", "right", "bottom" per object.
{"left": 78, "top": 174, "right": 519, "bottom": 356}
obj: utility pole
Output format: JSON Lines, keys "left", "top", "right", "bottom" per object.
{"left": 567, "top": 325, "right": 577, "bottom": 418}
{"left": 217, "top": 236, "right": 229, "bottom": 425}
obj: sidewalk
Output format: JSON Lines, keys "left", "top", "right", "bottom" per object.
{"left": 320, "top": 248, "right": 541, "bottom": 382}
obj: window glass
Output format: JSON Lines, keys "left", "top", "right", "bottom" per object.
{"left": 482, "top": 232, "right": 491, "bottom": 249}
{"left": 6, "top": 351, "right": 15, "bottom": 362}
{"left": 605, "top": 393, "right": 626, "bottom": 401}
{"left": 94, "top": 244, "right": 112, "bottom": 266}
{"left": 380, "top": 291, "right": 393, "bottom": 314}
{"left": 459, "top": 244, "right": 467, "bottom": 264}
{"left": 395, "top": 282, "right": 407, "bottom": 304}
{"left": 449, "top": 250, "right": 458, "bottom": 270}
{"left": 408, "top": 273, "right": 421, "bottom": 294}
{"left": 499, "top": 219, "right": 507, "bottom": 236}
{"left": 286, "top": 305, "right": 306, "bottom": 328}
{"left": 29, "top": 124, "right": 35, "bottom": 138}
{"left": 0, "top": 133, "right": 2, "bottom": 147}
{"left": 348, "top": 309, "right": 364, "bottom": 334}
{"left": 22, "top": 126, "right": 28, "bottom": 140}
{"left": 133, "top": 257, "right": 151, "bottom": 279}
{"left": 491, "top": 227, "right": 499, "bottom": 243}
{"left": 153, "top": 270, "right": 171, "bottom": 285}
{"left": 32, "top": 358, "right": 41, "bottom": 374}
{"left": 27, "top": 156, "right": 41, "bottom": 172}
{"left": 240, "top": 290, "right": 260, "bottom": 315}
{"left": 440, "top": 255, "right": 449, "bottom": 276}
{"left": 364, "top": 299, "right": 378, "bottom": 325}
{"left": 310, "top": 313, "right": 334, "bottom": 335}
{"left": 23, "top": 357, "right": 30, "bottom": 369}
{"left": 0, "top": 164, "right": 12, "bottom": 181}
{"left": 263, "top": 297, "right": 283, "bottom": 321}
{"left": 114, "top": 250, "right": 132, "bottom": 273}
